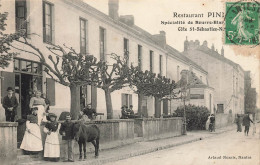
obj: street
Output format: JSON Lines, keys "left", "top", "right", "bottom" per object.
{"left": 106, "top": 125, "right": 260, "bottom": 165}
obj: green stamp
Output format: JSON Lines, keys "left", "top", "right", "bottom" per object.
{"left": 225, "top": 1, "right": 259, "bottom": 45}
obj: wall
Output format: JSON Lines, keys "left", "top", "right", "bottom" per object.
{"left": 215, "top": 113, "right": 233, "bottom": 128}
{"left": 0, "top": 122, "right": 18, "bottom": 165}
{"left": 134, "top": 117, "right": 183, "bottom": 140}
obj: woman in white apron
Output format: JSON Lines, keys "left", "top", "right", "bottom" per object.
{"left": 20, "top": 107, "right": 43, "bottom": 153}
{"left": 44, "top": 113, "right": 60, "bottom": 161}
{"left": 29, "top": 90, "right": 47, "bottom": 125}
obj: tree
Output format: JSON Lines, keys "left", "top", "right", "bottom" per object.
{"left": 0, "top": 28, "right": 99, "bottom": 119}
{"left": 94, "top": 53, "right": 129, "bottom": 119}
{"left": 0, "top": 11, "right": 16, "bottom": 69}
{"left": 128, "top": 66, "right": 176, "bottom": 118}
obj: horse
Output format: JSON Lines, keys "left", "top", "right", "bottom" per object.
{"left": 73, "top": 122, "right": 100, "bottom": 160}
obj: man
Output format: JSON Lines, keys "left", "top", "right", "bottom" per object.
{"left": 2, "top": 87, "right": 18, "bottom": 122}
{"left": 59, "top": 114, "right": 75, "bottom": 162}
{"left": 209, "top": 114, "right": 215, "bottom": 132}
{"left": 83, "top": 104, "right": 96, "bottom": 120}
{"left": 242, "top": 114, "right": 254, "bottom": 136}
{"left": 121, "top": 105, "right": 129, "bottom": 119}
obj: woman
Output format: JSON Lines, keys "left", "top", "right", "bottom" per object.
{"left": 235, "top": 114, "right": 242, "bottom": 132}
{"left": 20, "top": 107, "right": 43, "bottom": 154}
{"left": 30, "top": 90, "right": 47, "bottom": 125}
{"left": 44, "top": 113, "right": 60, "bottom": 161}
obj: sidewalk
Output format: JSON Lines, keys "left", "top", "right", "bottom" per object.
{"left": 18, "top": 124, "right": 236, "bottom": 165}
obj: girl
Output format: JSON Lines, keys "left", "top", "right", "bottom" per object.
{"left": 44, "top": 113, "right": 60, "bottom": 161}
{"left": 20, "top": 107, "right": 43, "bottom": 154}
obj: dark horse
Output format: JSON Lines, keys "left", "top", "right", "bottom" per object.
{"left": 73, "top": 122, "right": 100, "bottom": 160}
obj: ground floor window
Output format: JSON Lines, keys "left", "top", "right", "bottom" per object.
{"left": 121, "top": 93, "right": 132, "bottom": 108}
{"left": 217, "top": 104, "right": 224, "bottom": 113}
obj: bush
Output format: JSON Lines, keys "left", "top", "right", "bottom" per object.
{"left": 175, "top": 104, "right": 210, "bottom": 131}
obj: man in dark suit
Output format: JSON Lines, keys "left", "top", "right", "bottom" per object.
{"left": 2, "top": 87, "right": 18, "bottom": 122}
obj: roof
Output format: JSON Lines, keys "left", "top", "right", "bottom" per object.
{"left": 196, "top": 45, "right": 244, "bottom": 72}
{"left": 166, "top": 45, "right": 208, "bottom": 74}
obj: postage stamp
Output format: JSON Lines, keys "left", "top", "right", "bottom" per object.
{"left": 225, "top": 1, "right": 260, "bottom": 45}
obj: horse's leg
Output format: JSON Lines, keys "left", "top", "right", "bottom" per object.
{"left": 91, "top": 139, "right": 99, "bottom": 157}
{"left": 83, "top": 141, "right": 87, "bottom": 160}
{"left": 78, "top": 141, "right": 82, "bottom": 160}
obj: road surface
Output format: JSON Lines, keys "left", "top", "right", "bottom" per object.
{"left": 106, "top": 125, "right": 260, "bottom": 165}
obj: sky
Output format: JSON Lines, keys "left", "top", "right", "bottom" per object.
{"left": 84, "top": 0, "right": 260, "bottom": 107}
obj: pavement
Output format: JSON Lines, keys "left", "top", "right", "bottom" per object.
{"left": 17, "top": 124, "right": 238, "bottom": 165}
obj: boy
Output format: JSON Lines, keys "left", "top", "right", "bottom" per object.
{"left": 59, "top": 114, "right": 75, "bottom": 162}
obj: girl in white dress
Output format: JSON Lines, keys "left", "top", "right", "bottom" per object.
{"left": 20, "top": 107, "right": 43, "bottom": 154}
{"left": 44, "top": 113, "right": 60, "bottom": 161}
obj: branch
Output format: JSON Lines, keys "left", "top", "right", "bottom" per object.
{"left": 9, "top": 44, "right": 41, "bottom": 59}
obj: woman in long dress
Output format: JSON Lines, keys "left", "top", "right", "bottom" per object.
{"left": 20, "top": 107, "right": 43, "bottom": 153}
{"left": 30, "top": 90, "right": 47, "bottom": 125}
{"left": 44, "top": 113, "right": 60, "bottom": 161}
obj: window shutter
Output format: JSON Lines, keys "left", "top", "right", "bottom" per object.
{"left": 1, "top": 71, "right": 15, "bottom": 100}
{"left": 46, "top": 78, "right": 55, "bottom": 106}
{"left": 91, "top": 85, "right": 97, "bottom": 110}
{"left": 129, "top": 94, "right": 132, "bottom": 107}
{"left": 163, "top": 99, "right": 168, "bottom": 115}
{"left": 121, "top": 93, "right": 125, "bottom": 107}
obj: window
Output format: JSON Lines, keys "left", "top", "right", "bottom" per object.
{"left": 159, "top": 55, "right": 163, "bottom": 75}
{"left": 124, "top": 38, "right": 129, "bottom": 66}
{"left": 100, "top": 27, "right": 106, "bottom": 61}
{"left": 43, "top": 1, "right": 53, "bottom": 43}
{"left": 14, "top": 58, "right": 42, "bottom": 75}
{"left": 121, "top": 93, "right": 132, "bottom": 108}
{"left": 15, "top": 0, "right": 28, "bottom": 35}
{"left": 217, "top": 104, "right": 224, "bottom": 113}
{"left": 80, "top": 18, "right": 87, "bottom": 54}
{"left": 138, "top": 45, "right": 142, "bottom": 69}
{"left": 149, "top": 51, "right": 153, "bottom": 72}
{"left": 177, "top": 65, "right": 180, "bottom": 81}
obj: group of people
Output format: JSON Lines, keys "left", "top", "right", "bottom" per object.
{"left": 235, "top": 114, "right": 255, "bottom": 136}
{"left": 121, "top": 105, "right": 135, "bottom": 119}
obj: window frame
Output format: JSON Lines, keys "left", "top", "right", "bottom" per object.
{"left": 99, "top": 27, "right": 106, "bottom": 61}
{"left": 43, "top": 1, "right": 54, "bottom": 44}
{"left": 80, "top": 18, "right": 87, "bottom": 54}
{"left": 149, "top": 50, "right": 153, "bottom": 72}
{"left": 138, "top": 45, "right": 142, "bottom": 69}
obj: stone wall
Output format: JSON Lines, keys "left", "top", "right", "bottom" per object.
{"left": 215, "top": 113, "right": 233, "bottom": 128}
{"left": 0, "top": 122, "right": 18, "bottom": 165}
{"left": 134, "top": 118, "right": 183, "bottom": 140}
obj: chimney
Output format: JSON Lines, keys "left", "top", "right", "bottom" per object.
{"left": 202, "top": 40, "right": 208, "bottom": 47}
{"left": 152, "top": 31, "right": 166, "bottom": 48}
{"left": 211, "top": 44, "right": 215, "bottom": 51}
{"left": 221, "top": 46, "right": 224, "bottom": 56}
{"left": 119, "top": 15, "right": 135, "bottom": 26}
{"left": 108, "top": 0, "right": 119, "bottom": 20}
{"left": 184, "top": 36, "right": 189, "bottom": 51}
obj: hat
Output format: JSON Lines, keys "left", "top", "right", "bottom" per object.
{"left": 48, "top": 113, "right": 57, "bottom": 118}
{"left": 7, "top": 87, "right": 14, "bottom": 91}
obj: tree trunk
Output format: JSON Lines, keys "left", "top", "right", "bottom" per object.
{"left": 104, "top": 88, "right": 113, "bottom": 119}
{"left": 154, "top": 97, "right": 161, "bottom": 118}
{"left": 70, "top": 85, "right": 81, "bottom": 120}
{"left": 138, "top": 93, "right": 143, "bottom": 116}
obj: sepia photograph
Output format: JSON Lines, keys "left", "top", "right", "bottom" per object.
{"left": 0, "top": 0, "right": 259, "bottom": 165}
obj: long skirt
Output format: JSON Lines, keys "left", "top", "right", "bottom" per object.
{"left": 44, "top": 132, "right": 60, "bottom": 158}
{"left": 33, "top": 105, "right": 47, "bottom": 125}
{"left": 20, "top": 122, "right": 43, "bottom": 151}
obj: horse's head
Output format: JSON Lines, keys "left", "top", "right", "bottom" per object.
{"left": 73, "top": 122, "right": 81, "bottom": 142}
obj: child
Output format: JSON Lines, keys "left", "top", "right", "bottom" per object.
{"left": 59, "top": 114, "right": 75, "bottom": 162}
{"left": 44, "top": 113, "right": 60, "bottom": 161}
{"left": 20, "top": 107, "right": 43, "bottom": 154}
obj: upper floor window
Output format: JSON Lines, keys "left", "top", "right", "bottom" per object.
{"left": 80, "top": 18, "right": 87, "bottom": 54}
{"left": 159, "top": 55, "right": 163, "bottom": 75}
{"left": 149, "top": 50, "right": 153, "bottom": 72}
{"left": 100, "top": 27, "right": 106, "bottom": 61}
{"left": 124, "top": 38, "right": 129, "bottom": 66}
{"left": 138, "top": 45, "right": 142, "bottom": 69}
{"left": 15, "top": 0, "right": 28, "bottom": 36}
{"left": 43, "top": 1, "right": 54, "bottom": 44}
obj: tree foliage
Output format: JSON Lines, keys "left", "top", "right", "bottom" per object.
{"left": 175, "top": 104, "right": 210, "bottom": 130}
{"left": 0, "top": 11, "right": 16, "bottom": 69}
